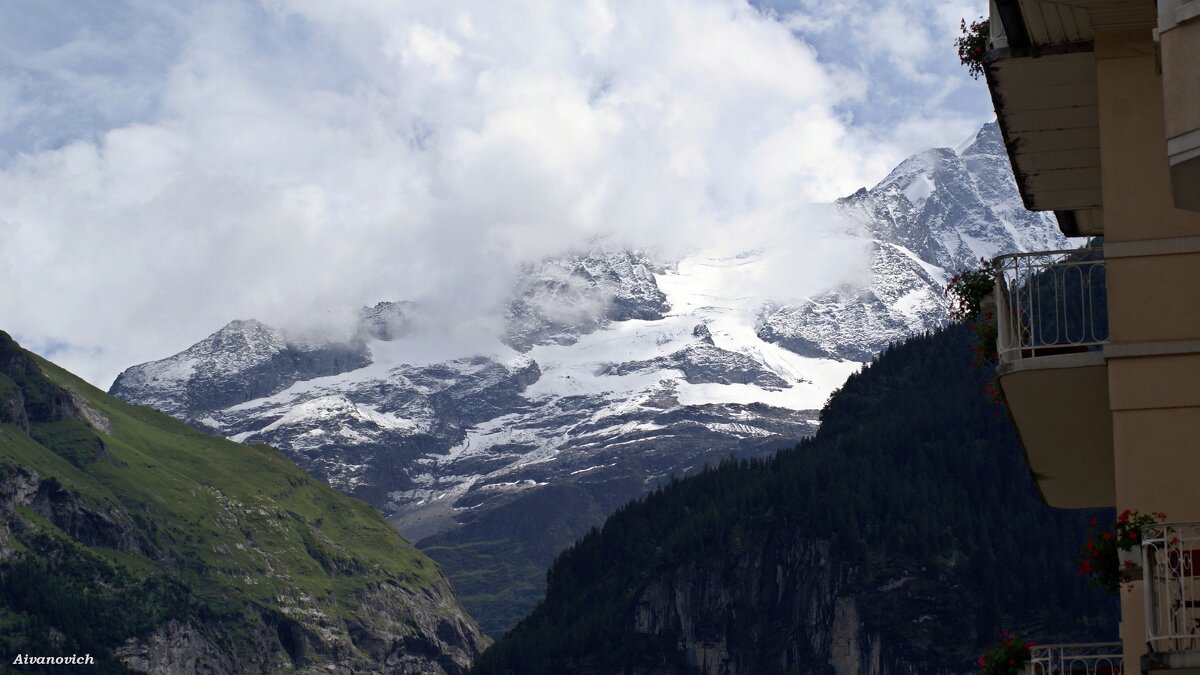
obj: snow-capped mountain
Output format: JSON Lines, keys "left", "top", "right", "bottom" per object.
{"left": 504, "top": 250, "right": 672, "bottom": 352}
{"left": 756, "top": 122, "right": 1065, "bottom": 361}
{"left": 108, "top": 319, "right": 371, "bottom": 418}
{"left": 109, "top": 121, "right": 1067, "bottom": 634}
{"left": 118, "top": 247, "right": 847, "bottom": 541}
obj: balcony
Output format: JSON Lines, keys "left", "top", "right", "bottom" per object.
{"left": 1142, "top": 522, "right": 1200, "bottom": 672}
{"left": 1029, "top": 642, "right": 1124, "bottom": 674}
{"left": 983, "top": 0, "right": 1103, "bottom": 234}
{"left": 995, "top": 248, "right": 1108, "bottom": 362}
{"left": 993, "top": 248, "right": 1114, "bottom": 508}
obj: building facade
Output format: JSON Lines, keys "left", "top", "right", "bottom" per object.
{"left": 982, "top": 0, "right": 1200, "bottom": 673}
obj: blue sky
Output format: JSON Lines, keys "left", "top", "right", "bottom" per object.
{"left": 0, "top": 0, "right": 993, "bottom": 386}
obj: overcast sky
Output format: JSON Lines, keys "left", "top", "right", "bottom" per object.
{"left": 0, "top": 0, "right": 992, "bottom": 388}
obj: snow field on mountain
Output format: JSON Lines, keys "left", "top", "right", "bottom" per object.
{"left": 522, "top": 248, "right": 862, "bottom": 411}
{"left": 108, "top": 122, "right": 1069, "bottom": 544}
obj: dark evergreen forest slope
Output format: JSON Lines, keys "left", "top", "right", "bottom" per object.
{"left": 471, "top": 323, "right": 1117, "bottom": 674}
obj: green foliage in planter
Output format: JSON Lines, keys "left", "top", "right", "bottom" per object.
{"left": 946, "top": 259, "right": 1001, "bottom": 404}
{"left": 1079, "top": 509, "right": 1166, "bottom": 595}
{"left": 946, "top": 257, "right": 997, "bottom": 322}
{"left": 976, "top": 632, "right": 1033, "bottom": 675}
{"left": 957, "top": 17, "right": 990, "bottom": 80}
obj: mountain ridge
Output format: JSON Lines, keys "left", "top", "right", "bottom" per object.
{"left": 108, "top": 121, "right": 1068, "bottom": 635}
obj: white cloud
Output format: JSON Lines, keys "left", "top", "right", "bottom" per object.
{"left": 0, "top": 0, "right": 994, "bottom": 387}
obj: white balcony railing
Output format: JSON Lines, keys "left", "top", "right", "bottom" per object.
{"left": 1029, "top": 642, "right": 1124, "bottom": 674}
{"left": 992, "top": 249, "right": 1108, "bottom": 363}
{"left": 1143, "top": 522, "right": 1200, "bottom": 655}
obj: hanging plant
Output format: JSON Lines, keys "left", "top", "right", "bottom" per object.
{"left": 946, "top": 258, "right": 1002, "bottom": 404}
{"left": 976, "top": 632, "right": 1034, "bottom": 675}
{"left": 945, "top": 257, "right": 997, "bottom": 322}
{"left": 956, "top": 17, "right": 990, "bottom": 80}
{"left": 1079, "top": 509, "right": 1167, "bottom": 595}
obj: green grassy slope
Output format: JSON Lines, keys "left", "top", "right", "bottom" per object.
{"left": 0, "top": 331, "right": 481, "bottom": 672}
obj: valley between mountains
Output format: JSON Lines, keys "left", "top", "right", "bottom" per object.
{"left": 109, "top": 122, "right": 1066, "bottom": 636}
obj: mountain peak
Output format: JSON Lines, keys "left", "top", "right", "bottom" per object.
{"left": 504, "top": 247, "right": 670, "bottom": 352}
{"left": 358, "top": 301, "right": 414, "bottom": 342}
{"left": 757, "top": 121, "right": 1065, "bottom": 362}
{"left": 110, "top": 318, "right": 371, "bottom": 419}
{"left": 107, "top": 120, "right": 1066, "bottom": 636}
{"left": 960, "top": 120, "right": 1004, "bottom": 158}
{"left": 201, "top": 319, "right": 288, "bottom": 361}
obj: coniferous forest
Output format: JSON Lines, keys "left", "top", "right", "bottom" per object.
{"left": 471, "top": 323, "right": 1118, "bottom": 674}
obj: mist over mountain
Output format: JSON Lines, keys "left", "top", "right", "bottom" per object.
{"left": 109, "top": 121, "right": 1067, "bottom": 635}
{"left": 757, "top": 122, "right": 1065, "bottom": 361}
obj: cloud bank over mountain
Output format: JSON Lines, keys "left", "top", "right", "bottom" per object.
{"left": 0, "top": 0, "right": 992, "bottom": 387}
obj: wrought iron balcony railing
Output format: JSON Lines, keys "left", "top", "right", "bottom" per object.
{"left": 1029, "top": 642, "right": 1124, "bottom": 674}
{"left": 1142, "top": 521, "right": 1200, "bottom": 657}
{"left": 992, "top": 248, "right": 1108, "bottom": 363}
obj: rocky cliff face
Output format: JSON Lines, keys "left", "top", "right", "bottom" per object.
{"left": 505, "top": 249, "right": 671, "bottom": 352}
{"left": 0, "top": 466, "right": 149, "bottom": 558}
{"left": 632, "top": 534, "right": 961, "bottom": 675}
{"left": 106, "top": 572, "right": 485, "bottom": 675}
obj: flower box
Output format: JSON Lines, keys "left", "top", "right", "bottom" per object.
{"left": 1080, "top": 510, "right": 1165, "bottom": 595}
{"left": 1118, "top": 546, "right": 1143, "bottom": 582}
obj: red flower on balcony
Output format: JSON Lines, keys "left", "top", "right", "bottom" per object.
{"left": 956, "top": 17, "right": 990, "bottom": 80}
{"left": 976, "top": 633, "right": 1032, "bottom": 675}
{"left": 1079, "top": 510, "right": 1167, "bottom": 595}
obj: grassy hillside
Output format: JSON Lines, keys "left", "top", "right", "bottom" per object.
{"left": 0, "top": 331, "right": 483, "bottom": 672}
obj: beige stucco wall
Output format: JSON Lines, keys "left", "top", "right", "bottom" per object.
{"left": 1094, "top": 28, "right": 1200, "bottom": 241}
{"left": 1105, "top": 252, "right": 1200, "bottom": 343}
{"left": 1161, "top": 19, "right": 1200, "bottom": 141}
{"left": 1161, "top": 18, "right": 1200, "bottom": 212}
{"left": 1112, "top": 405, "right": 1200, "bottom": 517}
{"left": 1108, "top": 399, "right": 1200, "bottom": 675}
{"left": 1093, "top": 25, "right": 1200, "bottom": 675}
{"left": 1120, "top": 590, "right": 1147, "bottom": 675}
{"left": 1107, "top": 352, "right": 1200, "bottom": 410}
